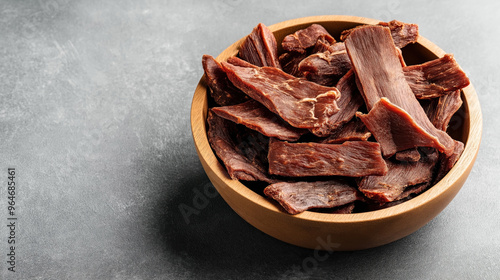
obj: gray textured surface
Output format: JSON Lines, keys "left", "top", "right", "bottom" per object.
{"left": 1, "top": 0, "right": 499, "bottom": 279}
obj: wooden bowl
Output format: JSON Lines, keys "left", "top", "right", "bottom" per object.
{"left": 191, "top": 15, "right": 482, "bottom": 251}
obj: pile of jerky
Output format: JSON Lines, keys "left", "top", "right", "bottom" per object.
{"left": 202, "top": 20, "right": 469, "bottom": 214}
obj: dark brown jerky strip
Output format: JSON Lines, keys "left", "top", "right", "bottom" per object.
{"left": 357, "top": 154, "right": 438, "bottom": 203}
{"left": 211, "top": 100, "right": 307, "bottom": 141}
{"left": 394, "top": 148, "right": 421, "bottom": 162}
{"left": 424, "top": 90, "right": 463, "bottom": 131}
{"left": 404, "top": 54, "right": 470, "bottom": 99}
{"left": 263, "top": 180, "right": 361, "bottom": 214}
{"left": 239, "top": 23, "right": 281, "bottom": 68}
{"left": 282, "top": 24, "right": 335, "bottom": 53}
{"left": 202, "top": 55, "right": 249, "bottom": 106}
{"left": 434, "top": 140, "right": 464, "bottom": 183}
{"left": 357, "top": 98, "right": 453, "bottom": 157}
{"left": 320, "top": 118, "right": 371, "bottom": 144}
{"left": 340, "top": 20, "right": 419, "bottom": 48}
{"left": 328, "top": 202, "right": 356, "bottom": 214}
{"left": 298, "top": 49, "right": 352, "bottom": 86}
{"left": 311, "top": 69, "right": 364, "bottom": 136}
{"left": 268, "top": 140, "right": 388, "bottom": 177}
{"left": 345, "top": 26, "right": 455, "bottom": 156}
{"left": 221, "top": 62, "right": 340, "bottom": 135}
{"left": 207, "top": 110, "right": 276, "bottom": 183}
{"left": 278, "top": 51, "right": 307, "bottom": 77}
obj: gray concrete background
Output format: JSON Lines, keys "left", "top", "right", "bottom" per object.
{"left": 1, "top": 0, "right": 499, "bottom": 279}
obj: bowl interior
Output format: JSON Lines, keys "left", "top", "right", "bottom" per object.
{"left": 192, "top": 15, "right": 481, "bottom": 224}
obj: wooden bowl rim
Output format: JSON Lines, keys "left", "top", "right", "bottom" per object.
{"left": 191, "top": 15, "right": 483, "bottom": 224}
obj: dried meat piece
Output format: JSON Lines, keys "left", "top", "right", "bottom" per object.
{"left": 310, "top": 70, "right": 364, "bottom": 136}
{"left": 311, "top": 36, "right": 335, "bottom": 53}
{"left": 268, "top": 140, "right": 388, "bottom": 177}
{"left": 282, "top": 24, "right": 335, "bottom": 53}
{"left": 211, "top": 100, "right": 307, "bottom": 141}
{"left": 379, "top": 20, "right": 419, "bottom": 48}
{"left": 404, "top": 54, "right": 470, "bottom": 99}
{"left": 357, "top": 98, "right": 454, "bottom": 157}
{"left": 278, "top": 51, "right": 307, "bottom": 77}
{"left": 202, "top": 55, "right": 249, "bottom": 106}
{"left": 227, "top": 56, "right": 259, "bottom": 68}
{"left": 424, "top": 90, "right": 463, "bottom": 131}
{"left": 221, "top": 62, "right": 340, "bottom": 135}
{"left": 341, "top": 20, "right": 419, "bottom": 48}
{"left": 394, "top": 148, "right": 421, "bottom": 162}
{"left": 434, "top": 140, "right": 464, "bottom": 183}
{"left": 320, "top": 118, "right": 371, "bottom": 144}
{"left": 298, "top": 49, "right": 352, "bottom": 86}
{"left": 345, "top": 26, "right": 455, "bottom": 156}
{"left": 207, "top": 110, "right": 276, "bottom": 183}
{"left": 357, "top": 154, "right": 438, "bottom": 203}
{"left": 239, "top": 23, "right": 281, "bottom": 68}
{"left": 264, "top": 180, "right": 361, "bottom": 214}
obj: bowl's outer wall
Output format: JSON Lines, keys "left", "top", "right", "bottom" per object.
{"left": 191, "top": 16, "right": 482, "bottom": 251}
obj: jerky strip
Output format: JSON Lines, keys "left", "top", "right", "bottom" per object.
{"left": 320, "top": 118, "right": 371, "bottom": 144}
{"left": 211, "top": 100, "right": 307, "bottom": 141}
{"left": 434, "top": 140, "right": 465, "bottom": 183}
{"left": 264, "top": 180, "right": 361, "bottom": 214}
{"left": 278, "top": 51, "right": 307, "bottom": 77}
{"left": 345, "top": 26, "right": 455, "bottom": 156}
{"left": 424, "top": 90, "right": 463, "bottom": 131}
{"left": 311, "top": 69, "right": 364, "bottom": 136}
{"left": 394, "top": 148, "right": 421, "bottom": 162}
{"left": 298, "top": 49, "right": 352, "bottom": 86}
{"left": 239, "top": 23, "right": 281, "bottom": 68}
{"left": 268, "top": 140, "right": 388, "bottom": 177}
{"left": 404, "top": 54, "right": 470, "bottom": 99}
{"left": 202, "top": 55, "right": 249, "bottom": 106}
{"left": 282, "top": 24, "right": 335, "bottom": 53}
{"left": 357, "top": 155, "right": 438, "bottom": 203}
{"left": 341, "top": 20, "right": 419, "bottom": 48}
{"left": 207, "top": 110, "right": 276, "bottom": 183}
{"left": 357, "top": 98, "right": 453, "bottom": 157}
{"left": 221, "top": 62, "right": 340, "bottom": 135}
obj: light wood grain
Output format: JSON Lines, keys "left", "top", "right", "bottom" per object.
{"left": 191, "top": 15, "right": 482, "bottom": 251}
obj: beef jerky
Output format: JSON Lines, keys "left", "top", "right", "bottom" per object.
{"left": 233, "top": 124, "right": 271, "bottom": 173}
{"left": 211, "top": 100, "right": 307, "bottom": 141}
{"left": 404, "top": 54, "right": 470, "bottom": 99}
{"left": 268, "top": 140, "right": 388, "bottom": 177}
{"left": 311, "top": 70, "right": 364, "bottom": 136}
{"left": 341, "top": 20, "right": 419, "bottom": 48}
{"left": 365, "top": 196, "right": 412, "bottom": 211}
{"left": 239, "top": 23, "right": 281, "bottom": 68}
{"left": 434, "top": 140, "right": 464, "bottom": 183}
{"left": 345, "top": 26, "right": 455, "bottom": 156}
{"left": 357, "top": 154, "right": 438, "bottom": 203}
{"left": 298, "top": 49, "right": 352, "bottom": 86}
{"left": 278, "top": 51, "right": 307, "bottom": 77}
{"left": 202, "top": 55, "right": 249, "bottom": 106}
{"left": 328, "top": 202, "right": 356, "bottom": 214}
{"left": 424, "top": 90, "right": 463, "bottom": 131}
{"left": 320, "top": 118, "right": 371, "bottom": 144}
{"left": 227, "top": 56, "right": 259, "bottom": 68}
{"left": 263, "top": 180, "right": 361, "bottom": 214}
{"left": 207, "top": 110, "right": 276, "bottom": 183}
{"left": 282, "top": 24, "right": 335, "bottom": 53}
{"left": 396, "top": 182, "right": 430, "bottom": 200}
{"left": 357, "top": 98, "right": 454, "bottom": 157}
{"left": 221, "top": 62, "right": 340, "bottom": 135}
{"left": 312, "top": 36, "right": 335, "bottom": 53}
{"left": 394, "top": 148, "right": 421, "bottom": 162}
